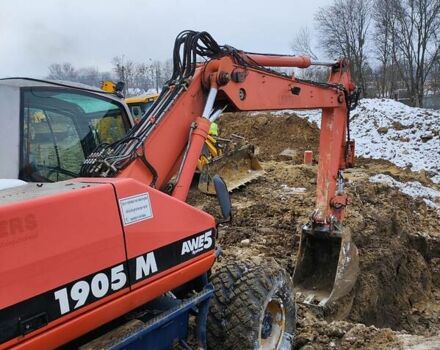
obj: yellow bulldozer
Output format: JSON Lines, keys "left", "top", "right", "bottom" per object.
{"left": 197, "top": 132, "right": 263, "bottom": 194}
{"left": 125, "top": 93, "right": 160, "bottom": 123}
{"left": 100, "top": 80, "right": 263, "bottom": 194}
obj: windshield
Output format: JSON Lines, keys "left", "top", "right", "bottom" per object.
{"left": 20, "top": 88, "right": 130, "bottom": 182}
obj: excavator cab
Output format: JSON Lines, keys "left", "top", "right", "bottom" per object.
{"left": 0, "top": 79, "right": 132, "bottom": 182}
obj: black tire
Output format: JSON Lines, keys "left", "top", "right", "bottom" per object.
{"left": 207, "top": 259, "right": 296, "bottom": 350}
{"left": 207, "top": 260, "right": 255, "bottom": 349}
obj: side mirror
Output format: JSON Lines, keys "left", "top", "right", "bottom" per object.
{"left": 213, "top": 175, "right": 232, "bottom": 223}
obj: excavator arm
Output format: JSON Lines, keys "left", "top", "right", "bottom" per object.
{"left": 201, "top": 54, "right": 356, "bottom": 223}
{"left": 81, "top": 31, "right": 359, "bottom": 306}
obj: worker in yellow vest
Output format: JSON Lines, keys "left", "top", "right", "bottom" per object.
{"left": 209, "top": 121, "right": 218, "bottom": 136}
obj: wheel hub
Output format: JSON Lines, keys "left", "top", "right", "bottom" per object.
{"left": 259, "top": 298, "right": 286, "bottom": 350}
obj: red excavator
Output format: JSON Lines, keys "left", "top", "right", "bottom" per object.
{"left": 0, "top": 30, "right": 359, "bottom": 349}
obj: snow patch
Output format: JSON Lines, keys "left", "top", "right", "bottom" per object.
{"left": 290, "top": 99, "right": 440, "bottom": 184}
{"left": 280, "top": 184, "right": 307, "bottom": 195}
{"left": 369, "top": 174, "right": 440, "bottom": 212}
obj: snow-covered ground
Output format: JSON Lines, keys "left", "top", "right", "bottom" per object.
{"left": 293, "top": 99, "right": 440, "bottom": 184}
{"left": 369, "top": 174, "right": 440, "bottom": 213}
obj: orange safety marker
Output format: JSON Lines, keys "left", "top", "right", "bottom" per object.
{"left": 304, "top": 151, "right": 313, "bottom": 165}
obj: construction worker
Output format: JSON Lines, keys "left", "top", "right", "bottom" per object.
{"left": 32, "top": 111, "right": 46, "bottom": 123}
{"left": 96, "top": 115, "right": 126, "bottom": 144}
{"left": 209, "top": 121, "right": 218, "bottom": 136}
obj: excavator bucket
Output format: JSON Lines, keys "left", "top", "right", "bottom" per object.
{"left": 198, "top": 144, "right": 264, "bottom": 195}
{"left": 293, "top": 226, "right": 359, "bottom": 307}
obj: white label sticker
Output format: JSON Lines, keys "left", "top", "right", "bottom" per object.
{"left": 119, "top": 193, "right": 153, "bottom": 226}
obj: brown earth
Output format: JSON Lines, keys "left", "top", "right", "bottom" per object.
{"left": 218, "top": 112, "right": 320, "bottom": 164}
{"left": 187, "top": 112, "right": 440, "bottom": 349}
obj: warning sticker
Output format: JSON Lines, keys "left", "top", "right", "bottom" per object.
{"left": 119, "top": 193, "right": 153, "bottom": 226}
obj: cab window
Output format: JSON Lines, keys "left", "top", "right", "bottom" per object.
{"left": 130, "top": 105, "right": 143, "bottom": 123}
{"left": 128, "top": 101, "right": 155, "bottom": 123}
{"left": 20, "top": 88, "right": 129, "bottom": 182}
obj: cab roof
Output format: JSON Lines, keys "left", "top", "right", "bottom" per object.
{"left": 0, "top": 77, "right": 124, "bottom": 103}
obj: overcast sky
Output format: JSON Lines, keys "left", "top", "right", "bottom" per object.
{"left": 0, "top": 0, "right": 331, "bottom": 77}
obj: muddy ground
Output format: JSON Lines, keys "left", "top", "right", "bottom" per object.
{"left": 187, "top": 112, "right": 440, "bottom": 349}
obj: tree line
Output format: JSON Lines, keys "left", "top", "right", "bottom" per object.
{"left": 47, "top": 0, "right": 439, "bottom": 107}
{"left": 292, "top": 0, "right": 439, "bottom": 107}
{"left": 47, "top": 57, "right": 172, "bottom": 96}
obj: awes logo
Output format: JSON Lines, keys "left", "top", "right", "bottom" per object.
{"left": 181, "top": 230, "right": 213, "bottom": 255}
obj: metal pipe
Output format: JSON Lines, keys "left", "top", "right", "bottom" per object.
{"left": 202, "top": 87, "right": 218, "bottom": 119}
{"left": 174, "top": 122, "right": 197, "bottom": 187}
{"left": 173, "top": 82, "right": 218, "bottom": 200}
{"left": 245, "top": 54, "right": 311, "bottom": 68}
{"left": 310, "top": 60, "right": 337, "bottom": 66}
{"left": 171, "top": 117, "right": 210, "bottom": 201}
{"left": 209, "top": 106, "right": 226, "bottom": 122}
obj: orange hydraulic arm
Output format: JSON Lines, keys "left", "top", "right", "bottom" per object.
{"left": 81, "top": 30, "right": 357, "bottom": 231}
{"left": 200, "top": 54, "right": 356, "bottom": 224}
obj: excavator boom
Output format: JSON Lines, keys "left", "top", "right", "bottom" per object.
{"left": 83, "top": 31, "right": 359, "bottom": 307}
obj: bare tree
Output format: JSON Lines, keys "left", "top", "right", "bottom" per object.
{"left": 112, "top": 56, "right": 136, "bottom": 95}
{"left": 151, "top": 60, "right": 163, "bottom": 93}
{"left": 145, "top": 60, "right": 172, "bottom": 93}
{"left": 76, "top": 67, "right": 111, "bottom": 87}
{"left": 315, "top": 0, "right": 372, "bottom": 94}
{"left": 162, "top": 59, "right": 173, "bottom": 84}
{"left": 387, "top": 0, "right": 440, "bottom": 106}
{"left": 428, "top": 59, "right": 440, "bottom": 95}
{"left": 111, "top": 57, "right": 173, "bottom": 95}
{"left": 373, "top": 0, "right": 399, "bottom": 96}
{"left": 47, "top": 63, "right": 78, "bottom": 81}
{"left": 131, "top": 62, "right": 151, "bottom": 93}
{"left": 290, "top": 26, "right": 318, "bottom": 60}
{"left": 47, "top": 63, "right": 112, "bottom": 88}
{"left": 290, "top": 27, "right": 330, "bottom": 82}
{"left": 47, "top": 57, "right": 173, "bottom": 95}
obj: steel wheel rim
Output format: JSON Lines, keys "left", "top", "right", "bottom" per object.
{"left": 259, "top": 298, "right": 286, "bottom": 350}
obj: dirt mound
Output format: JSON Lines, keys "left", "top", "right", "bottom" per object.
{"left": 218, "top": 112, "right": 319, "bottom": 163}
{"left": 296, "top": 303, "right": 400, "bottom": 349}
{"left": 345, "top": 177, "right": 439, "bottom": 333}
{"left": 188, "top": 111, "right": 440, "bottom": 349}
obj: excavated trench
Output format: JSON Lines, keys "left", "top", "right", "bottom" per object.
{"left": 187, "top": 112, "right": 440, "bottom": 349}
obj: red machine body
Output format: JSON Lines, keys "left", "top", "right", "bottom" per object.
{"left": 0, "top": 179, "right": 215, "bottom": 349}
{"left": 0, "top": 31, "right": 356, "bottom": 349}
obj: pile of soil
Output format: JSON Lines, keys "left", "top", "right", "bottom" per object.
{"left": 188, "top": 112, "right": 440, "bottom": 349}
{"left": 218, "top": 112, "right": 320, "bottom": 163}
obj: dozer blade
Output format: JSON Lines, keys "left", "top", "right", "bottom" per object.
{"left": 293, "top": 225, "right": 359, "bottom": 308}
{"left": 198, "top": 145, "right": 264, "bottom": 195}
